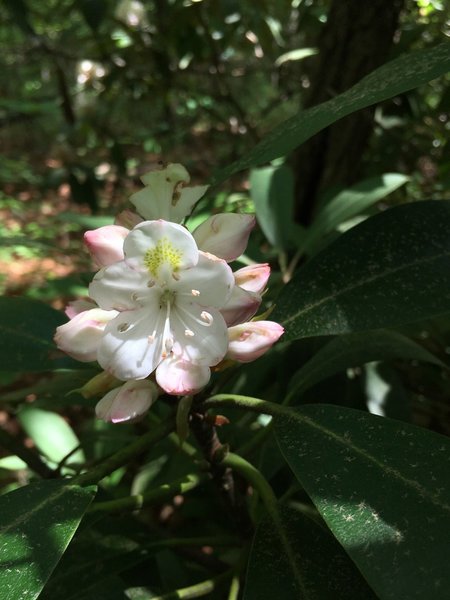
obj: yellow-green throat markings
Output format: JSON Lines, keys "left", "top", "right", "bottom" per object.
{"left": 144, "top": 237, "right": 183, "bottom": 277}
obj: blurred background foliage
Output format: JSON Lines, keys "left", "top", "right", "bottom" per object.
{"left": 0, "top": 0, "right": 449, "bottom": 296}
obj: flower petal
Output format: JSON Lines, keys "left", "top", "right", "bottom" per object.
{"left": 54, "top": 308, "right": 118, "bottom": 362}
{"left": 97, "top": 306, "right": 165, "bottom": 379}
{"left": 192, "top": 213, "right": 255, "bottom": 262}
{"left": 220, "top": 285, "right": 261, "bottom": 326}
{"left": 123, "top": 220, "right": 198, "bottom": 279}
{"left": 171, "top": 185, "right": 209, "bottom": 223}
{"left": 130, "top": 163, "right": 203, "bottom": 222}
{"left": 89, "top": 261, "right": 150, "bottom": 311}
{"left": 156, "top": 356, "right": 210, "bottom": 395}
{"left": 95, "top": 380, "right": 157, "bottom": 423}
{"left": 84, "top": 225, "right": 129, "bottom": 267}
{"left": 64, "top": 298, "right": 96, "bottom": 319}
{"left": 174, "top": 252, "right": 234, "bottom": 308}
{"left": 227, "top": 321, "right": 284, "bottom": 363}
{"left": 234, "top": 263, "right": 270, "bottom": 294}
{"left": 171, "top": 303, "right": 228, "bottom": 366}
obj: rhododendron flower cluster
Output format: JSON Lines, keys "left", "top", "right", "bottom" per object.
{"left": 55, "top": 164, "right": 284, "bottom": 423}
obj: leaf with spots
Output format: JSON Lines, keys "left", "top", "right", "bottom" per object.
{"left": 272, "top": 201, "right": 450, "bottom": 340}
{"left": 213, "top": 43, "right": 450, "bottom": 183}
{"left": 0, "top": 479, "right": 96, "bottom": 600}
{"left": 275, "top": 404, "right": 450, "bottom": 599}
{"left": 0, "top": 297, "right": 85, "bottom": 371}
{"left": 244, "top": 505, "right": 376, "bottom": 600}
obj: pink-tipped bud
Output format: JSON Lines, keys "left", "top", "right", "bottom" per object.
{"left": 234, "top": 263, "right": 270, "bottom": 294}
{"left": 193, "top": 213, "right": 256, "bottom": 262}
{"left": 84, "top": 225, "right": 129, "bottom": 267}
{"left": 54, "top": 308, "right": 118, "bottom": 362}
{"left": 156, "top": 356, "right": 211, "bottom": 395}
{"left": 220, "top": 285, "right": 261, "bottom": 327}
{"left": 227, "top": 321, "right": 284, "bottom": 363}
{"left": 95, "top": 380, "right": 157, "bottom": 423}
{"left": 64, "top": 298, "right": 97, "bottom": 319}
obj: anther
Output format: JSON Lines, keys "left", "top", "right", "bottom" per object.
{"left": 184, "top": 329, "right": 195, "bottom": 337}
{"left": 191, "top": 289, "right": 200, "bottom": 296}
{"left": 118, "top": 323, "right": 130, "bottom": 332}
{"left": 147, "top": 280, "right": 155, "bottom": 288}
{"left": 200, "top": 311, "right": 213, "bottom": 325}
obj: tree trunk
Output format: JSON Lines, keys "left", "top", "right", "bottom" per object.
{"left": 293, "top": 0, "right": 404, "bottom": 225}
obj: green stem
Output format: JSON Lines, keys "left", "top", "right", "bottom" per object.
{"left": 202, "top": 394, "right": 291, "bottom": 418}
{"left": 0, "top": 426, "right": 55, "bottom": 479}
{"left": 89, "top": 472, "right": 206, "bottom": 513}
{"left": 221, "top": 452, "right": 279, "bottom": 521}
{"left": 74, "top": 417, "right": 175, "bottom": 487}
{"left": 152, "top": 568, "right": 234, "bottom": 600}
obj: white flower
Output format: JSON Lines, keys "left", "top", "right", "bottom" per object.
{"left": 130, "top": 163, "right": 208, "bottom": 223}
{"left": 89, "top": 220, "right": 234, "bottom": 380}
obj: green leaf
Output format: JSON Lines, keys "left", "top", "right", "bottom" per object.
{"left": 287, "top": 330, "right": 442, "bottom": 401}
{"left": 244, "top": 506, "right": 375, "bottom": 600}
{"left": 300, "top": 173, "right": 409, "bottom": 255}
{"left": 213, "top": 43, "right": 450, "bottom": 183}
{"left": 249, "top": 165, "right": 294, "bottom": 249}
{"left": 0, "top": 479, "right": 96, "bottom": 600}
{"left": 273, "top": 201, "right": 450, "bottom": 340}
{"left": 275, "top": 405, "right": 450, "bottom": 600}
{"left": 18, "top": 408, "right": 85, "bottom": 469}
{"left": 0, "top": 297, "right": 81, "bottom": 371}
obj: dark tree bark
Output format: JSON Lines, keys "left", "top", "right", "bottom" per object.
{"left": 293, "top": 0, "right": 404, "bottom": 225}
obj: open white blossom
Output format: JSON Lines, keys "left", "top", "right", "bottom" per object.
{"left": 89, "top": 220, "right": 234, "bottom": 380}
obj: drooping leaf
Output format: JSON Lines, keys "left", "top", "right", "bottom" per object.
{"left": 214, "top": 43, "right": 450, "bottom": 183}
{"left": 18, "top": 408, "right": 85, "bottom": 469}
{"left": 249, "top": 164, "right": 294, "bottom": 249}
{"left": 0, "top": 479, "right": 96, "bottom": 600}
{"left": 244, "top": 506, "right": 375, "bottom": 600}
{"left": 0, "top": 297, "right": 83, "bottom": 371}
{"left": 275, "top": 404, "right": 450, "bottom": 600}
{"left": 287, "top": 330, "right": 443, "bottom": 401}
{"left": 300, "top": 173, "right": 409, "bottom": 255}
{"left": 273, "top": 201, "right": 450, "bottom": 340}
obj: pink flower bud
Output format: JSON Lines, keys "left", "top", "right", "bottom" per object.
{"left": 234, "top": 263, "right": 270, "bottom": 294}
{"left": 95, "top": 380, "right": 157, "bottom": 423}
{"left": 193, "top": 213, "right": 256, "bottom": 262}
{"left": 220, "top": 285, "right": 261, "bottom": 326}
{"left": 64, "top": 298, "right": 97, "bottom": 319}
{"left": 54, "top": 308, "right": 118, "bottom": 362}
{"left": 156, "top": 356, "right": 211, "bottom": 395}
{"left": 227, "top": 321, "right": 284, "bottom": 363}
{"left": 84, "top": 225, "right": 129, "bottom": 267}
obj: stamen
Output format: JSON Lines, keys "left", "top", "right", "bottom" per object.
{"left": 191, "top": 289, "right": 200, "bottom": 297}
{"left": 161, "top": 300, "right": 173, "bottom": 359}
{"left": 117, "top": 323, "right": 130, "bottom": 332}
{"left": 184, "top": 329, "right": 195, "bottom": 337}
{"left": 200, "top": 311, "right": 214, "bottom": 326}
{"left": 132, "top": 292, "right": 139, "bottom": 301}
{"left": 172, "top": 272, "right": 180, "bottom": 281}
{"left": 147, "top": 280, "right": 155, "bottom": 288}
